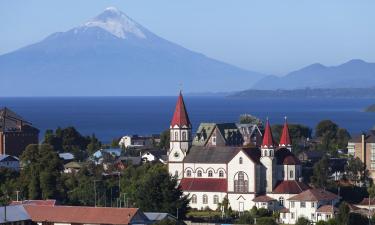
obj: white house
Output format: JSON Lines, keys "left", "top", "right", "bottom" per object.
{"left": 0, "top": 154, "right": 20, "bottom": 171}
{"left": 167, "top": 92, "right": 339, "bottom": 224}
{"left": 119, "top": 135, "right": 153, "bottom": 148}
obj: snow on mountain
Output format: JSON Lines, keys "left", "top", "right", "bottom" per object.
{"left": 81, "top": 7, "right": 146, "bottom": 39}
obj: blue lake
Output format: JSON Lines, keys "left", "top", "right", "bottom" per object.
{"left": 1, "top": 97, "right": 374, "bottom": 143}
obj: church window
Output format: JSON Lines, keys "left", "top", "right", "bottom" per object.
{"left": 264, "top": 150, "right": 268, "bottom": 157}
{"left": 290, "top": 170, "right": 294, "bottom": 179}
{"left": 219, "top": 170, "right": 224, "bottom": 177}
{"left": 234, "top": 171, "right": 248, "bottom": 193}
{"left": 279, "top": 197, "right": 284, "bottom": 206}
{"left": 208, "top": 170, "right": 213, "bottom": 177}
{"left": 182, "top": 131, "right": 187, "bottom": 141}
{"left": 191, "top": 194, "right": 197, "bottom": 204}
{"left": 186, "top": 170, "right": 192, "bottom": 177}
{"left": 269, "top": 150, "right": 273, "bottom": 157}
{"left": 213, "top": 195, "right": 219, "bottom": 204}
{"left": 197, "top": 170, "right": 202, "bottom": 177}
{"left": 203, "top": 194, "right": 208, "bottom": 204}
{"left": 171, "top": 131, "right": 174, "bottom": 141}
{"left": 239, "top": 157, "right": 243, "bottom": 164}
{"left": 175, "top": 132, "right": 178, "bottom": 141}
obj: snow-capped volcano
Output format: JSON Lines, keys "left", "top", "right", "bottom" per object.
{"left": 81, "top": 7, "right": 146, "bottom": 39}
{"left": 0, "top": 7, "right": 265, "bottom": 96}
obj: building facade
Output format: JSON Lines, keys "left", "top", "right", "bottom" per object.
{"left": 167, "top": 93, "right": 339, "bottom": 224}
{"left": 0, "top": 108, "right": 39, "bottom": 157}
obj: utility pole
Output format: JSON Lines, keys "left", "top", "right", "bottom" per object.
{"left": 15, "top": 191, "right": 20, "bottom": 202}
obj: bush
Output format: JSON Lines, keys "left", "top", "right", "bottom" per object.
{"left": 256, "top": 217, "right": 277, "bottom": 225}
{"left": 295, "top": 217, "right": 310, "bottom": 225}
{"left": 236, "top": 211, "right": 254, "bottom": 224}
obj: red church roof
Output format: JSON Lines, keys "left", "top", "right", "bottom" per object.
{"left": 180, "top": 178, "right": 227, "bottom": 192}
{"left": 171, "top": 92, "right": 191, "bottom": 127}
{"left": 261, "top": 119, "right": 275, "bottom": 148}
{"left": 279, "top": 117, "right": 292, "bottom": 147}
{"left": 273, "top": 180, "right": 310, "bottom": 194}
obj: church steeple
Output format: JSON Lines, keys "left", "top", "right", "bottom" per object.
{"left": 170, "top": 91, "right": 191, "bottom": 128}
{"left": 279, "top": 116, "right": 292, "bottom": 151}
{"left": 260, "top": 118, "right": 276, "bottom": 193}
{"left": 261, "top": 118, "right": 275, "bottom": 149}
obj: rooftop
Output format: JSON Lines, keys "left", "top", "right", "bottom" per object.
{"left": 273, "top": 180, "right": 310, "bottom": 194}
{"left": 180, "top": 178, "right": 227, "bottom": 192}
{"left": 288, "top": 188, "right": 338, "bottom": 201}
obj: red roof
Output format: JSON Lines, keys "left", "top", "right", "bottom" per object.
{"left": 357, "top": 198, "right": 375, "bottom": 206}
{"left": 10, "top": 199, "right": 56, "bottom": 206}
{"left": 253, "top": 195, "right": 276, "bottom": 202}
{"left": 261, "top": 119, "right": 275, "bottom": 148}
{"left": 279, "top": 118, "right": 291, "bottom": 147}
{"left": 171, "top": 92, "right": 191, "bottom": 127}
{"left": 180, "top": 178, "right": 227, "bottom": 192}
{"left": 288, "top": 188, "right": 338, "bottom": 201}
{"left": 316, "top": 205, "right": 338, "bottom": 213}
{"left": 24, "top": 205, "right": 141, "bottom": 225}
{"left": 273, "top": 181, "right": 310, "bottom": 194}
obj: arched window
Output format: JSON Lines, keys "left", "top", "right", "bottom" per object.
{"left": 269, "top": 150, "right": 273, "bottom": 157}
{"left": 265, "top": 150, "right": 268, "bottom": 157}
{"left": 186, "top": 170, "right": 192, "bottom": 177}
{"left": 239, "top": 157, "right": 243, "bottom": 164}
{"left": 290, "top": 170, "right": 294, "bottom": 179}
{"left": 213, "top": 195, "right": 219, "bottom": 204}
{"left": 182, "top": 131, "right": 187, "bottom": 141}
{"left": 234, "top": 171, "right": 248, "bottom": 193}
{"left": 175, "top": 132, "right": 178, "bottom": 141}
{"left": 170, "top": 131, "right": 174, "bottom": 141}
{"left": 203, "top": 194, "right": 208, "bottom": 204}
{"left": 219, "top": 170, "right": 224, "bottom": 177}
{"left": 175, "top": 171, "right": 178, "bottom": 177}
{"left": 208, "top": 170, "right": 213, "bottom": 177}
{"left": 279, "top": 197, "right": 284, "bottom": 206}
{"left": 191, "top": 194, "right": 197, "bottom": 204}
{"left": 197, "top": 170, "right": 202, "bottom": 177}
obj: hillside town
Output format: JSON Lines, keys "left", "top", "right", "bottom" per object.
{"left": 1, "top": 92, "right": 375, "bottom": 225}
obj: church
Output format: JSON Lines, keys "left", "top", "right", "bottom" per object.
{"left": 168, "top": 92, "right": 340, "bottom": 224}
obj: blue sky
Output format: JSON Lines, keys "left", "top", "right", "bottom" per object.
{"left": 1, "top": 0, "right": 374, "bottom": 75}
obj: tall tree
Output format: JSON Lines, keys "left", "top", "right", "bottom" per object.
{"left": 311, "top": 156, "right": 331, "bottom": 188}
{"left": 159, "top": 130, "right": 170, "bottom": 150}
{"left": 345, "top": 157, "right": 369, "bottom": 186}
{"left": 337, "top": 202, "right": 350, "bottom": 225}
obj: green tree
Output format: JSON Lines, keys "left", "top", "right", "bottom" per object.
{"left": 336, "top": 128, "right": 351, "bottom": 149}
{"left": 87, "top": 134, "right": 101, "bottom": 155}
{"left": 295, "top": 217, "right": 310, "bottom": 225}
{"left": 311, "top": 156, "right": 330, "bottom": 188}
{"left": 239, "top": 114, "right": 262, "bottom": 125}
{"left": 237, "top": 211, "right": 254, "bottom": 224}
{"left": 345, "top": 157, "right": 369, "bottom": 185}
{"left": 316, "top": 120, "right": 338, "bottom": 138}
{"left": 111, "top": 138, "right": 119, "bottom": 148}
{"left": 316, "top": 221, "right": 328, "bottom": 225}
{"left": 159, "top": 130, "right": 170, "bottom": 150}
{"left": 256, "top": 217, "right": 277, "bottom": 225}
{"left": 337, "top": 202, "right": 350, "bottom": 225}
{"left": 20, "top": 144, "right": 64, "bottom": 200}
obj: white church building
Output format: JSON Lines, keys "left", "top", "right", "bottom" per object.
{"left": 168, "top": 92, "right": 340, "bottom": 224}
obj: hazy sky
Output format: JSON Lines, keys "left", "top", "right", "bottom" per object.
{"left": 1, "top": 0, "right": 374, "bottom": 75}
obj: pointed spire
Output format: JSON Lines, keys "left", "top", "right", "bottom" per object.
{"left": 279, "top": 116, "right": 292, "bottom": 147}
{"left": 261, "top": 118, "right": 275, "bottom": 148}
{"left": 171, "top": 91, "right": 191, "bottom": 127}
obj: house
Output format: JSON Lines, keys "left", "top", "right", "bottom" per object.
{"left": 280, "top": 189, "right": 339, "bottom": 224}
{"left": 0, "top": 107, "right": 39, "bottom": 157}
{"left": 0, "top": 205, "right": 33, "bottom": 225}
{"left": 24, "top": 205, "right": 151, "bottom": 225}
{"left": 141, "top": 150, "right": 167, "bottom": 164}
{"left": 167, "top": 92, "right": 339, "bottom": 224}
{"left": 64, "top": 161, "right": 83, "bottom": 173}
{"left": 354, "top": 198, "right": 375, "bottom": 210}
{"left": 119, "top": 135, "right": 154, "bottom": 148}
{"left": 0, "top": 154, "right": 19, "bottom": 171}
{"left": 93, "top": 148, "right": 122, "bottom": 159}
{"left": 347, "top": 130, "right": 375, "bottom": 180}
{"left": 115, "top": 156, "right": 142, "bottom": 170}
{"left": 298, "top": 151, "right": 324, "bottom": 164}
{"left": 59, "top": 152, "right": 75, "bottom": 163}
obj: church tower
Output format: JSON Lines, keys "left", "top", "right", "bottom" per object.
{"left": 279, "top": 117, "right": 292, "bottom": 151}
{"left": 260, "top": 119, "right": 277, "bottom": 193}
{"left": 168, "top": 91, "right": 192, "bottom": 179}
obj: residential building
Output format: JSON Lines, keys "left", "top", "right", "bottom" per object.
{"left": 167, "top": 92, "right": 339, "bottom": 224}
{"left": 64, "top": 161, "right": 83, "bottom": 173}
{"left": 0, "top": 205, "right": 33, "bottom": 225}
{"left": 119, "top": 135, "right": 153, "bottom": 148}
{"left": 0, "top": 154, "right": 19, "bottom": 171}
{"left": 348, "top": 130, "right": 375, "bottom": 179}
{"left": 24, "top": 205, "right": 150, "bottom": 225}
{"left": 0, "top": 107, "right": 39, "bottom": 157}
{"left": 141, "top": 150, "right": 167, "bottom": 164}
{"left": 144, "top": 212, "right": 177, "bottom": 223}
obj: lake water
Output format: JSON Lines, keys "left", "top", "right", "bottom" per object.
{"left": 1, "top": 97, "right": 374, "bottom": 143}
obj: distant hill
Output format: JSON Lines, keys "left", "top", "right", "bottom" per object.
{"left": 253, "top": 59, "right": 375, "bottom": 90}
{"left": 365, "top": 104, "right": 375, "bottom": 112}
{"left": 230, "top": 88, "right": 375, "bottom": 98}
{"left": 0, "top": 7, "right": 265, "bottom": 96}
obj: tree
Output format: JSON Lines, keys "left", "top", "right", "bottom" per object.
{"left": 345, "top": 157, "right": 369, "bottom": 185}
{"left": 159, "top": 130, "right": 170, "bottom": 150}
{"left": 295, "top": 217, "right": 310, "bottom": 225}
{"left": 336, "top": 128, "right": 351, "bottom": 149}
{"left": 239, "top": 114, "right": 262, "bottom": 125}
{"left": 87, "top": 134, "right": 101, "bottom": 155}
{"left": 20, "top": 144, "right": 64, "bottom": 200}
{"left": 316, "top": 120, "right": 338, "bottom": 138}
{"left": 256, "top": 217, "right": 277, "bottom": 225}
{"left": 311, "top": 156, "right": 330, "bottom": 188}
{"left": 337, "top": 202, "right": 350, "bottom": 225}
{"left": 237, "top": 211, "right": 254, "bottom": 224}
{"left": 111, "top": 138, "right": 119, "bottom": 148}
